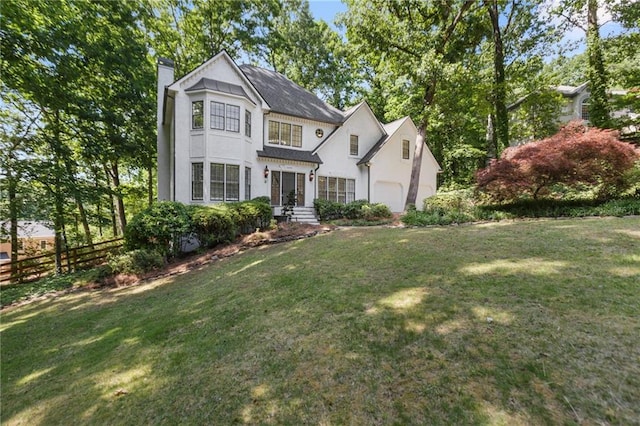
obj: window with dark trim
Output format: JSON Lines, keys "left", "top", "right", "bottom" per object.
{"left": 210, "top": 163, "right": 240, "bottom": 201}
{"left": 192, "top": 162, "right": 204, "bottom": 200}
{"left": 402, "top": 139, "right": 410, "bottom": 159}
{"left": 268, "top": 120, "right": 302, "bottom": 147}
{"left": 192, "top": 101, "right": 203, "bottom": 129}
{"left": 226, "top": 105, "right": 240, "bottom": 132}
{"left": 317, "top": 176, "right": 355, "bottom": 203}
{"left": 245, "top": 167, "right": 251, "bottom": 200}
{"left": 245, "top": 110, "right": 252, "bottom": 137}
{"left": 210, "top": 101, "right": 225, "bottom": 129}
{"left": 350, "top": 135, "right": 359, "bottom": 156}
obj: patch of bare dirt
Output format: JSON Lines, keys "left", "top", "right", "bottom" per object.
{"left": 119, "top": 222, "right": 334, "bottom": 285}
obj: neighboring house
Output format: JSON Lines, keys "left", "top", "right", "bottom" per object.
{"left": 0, "top": 221, "right": 55, "bottom": 262}
{"left": 157, "top": 51, "right": 440, "bottom": 215}
{"left": 557, "top": 83, "right": 638, "bottom": 127}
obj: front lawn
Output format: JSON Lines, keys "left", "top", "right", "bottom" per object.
{"left": 1, "top": 217, "right": 639, "bottom": 424}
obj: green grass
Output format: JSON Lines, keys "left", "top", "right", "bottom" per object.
{"left": 2, "top": 217, "right": 639, "bottom": 424}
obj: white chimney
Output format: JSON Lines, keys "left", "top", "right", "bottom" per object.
{"left": 157, "top": 57, "right": 175, "bottom": 201}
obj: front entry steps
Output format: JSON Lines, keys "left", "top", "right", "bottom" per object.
{"left": 290, "top": 206, "right": 320, "bottom": 225}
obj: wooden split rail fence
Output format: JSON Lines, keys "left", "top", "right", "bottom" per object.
{"left": 0, "top": 238, "right": 124, "bottom": 286}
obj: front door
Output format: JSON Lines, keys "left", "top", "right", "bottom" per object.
{"left": 270, "top": 171, "right": 305, "bottom": 206}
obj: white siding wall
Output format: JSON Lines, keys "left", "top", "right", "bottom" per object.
{"left": 315, "top": 105, "right": 385, "bottom": 201}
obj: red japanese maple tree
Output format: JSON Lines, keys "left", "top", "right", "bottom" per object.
{"left": 476, "top": 122, "right": 640, "bottom": 202}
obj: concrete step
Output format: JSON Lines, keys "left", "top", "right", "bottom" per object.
{"left": 290, "top": 207, "right": 319, "bottom": 225}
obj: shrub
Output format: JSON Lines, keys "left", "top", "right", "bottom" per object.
{"left": 423, "top": 189, "right": 476, "bottom": 216}
{"left": 228, "top": 199, "right": 272, "bottom": 233}
{"left": 108, "top": 249, "right": 165, "bottom": 275}
{"left": 314, "top": 199, "right": 344, "bottom": 221}
{"left": 476, "top": 122, "right": 640, "bottom": 202}
{"left": 343, "top": 199, "right": 369, "bottom": 219}
{"left": 363, "top": 203, "right": 393, "bottom": 220}
{"left": 190, "top": 204, "right": 237, "bottom": 248}
{"left": 125, "top": 201, "right": 193, "bottom": 258}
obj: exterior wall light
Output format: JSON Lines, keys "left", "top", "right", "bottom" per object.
{"left": 264, "top": 165, "right": 269, "bottom": 179}
{"left": 309, "top": 170, "right": 315, "bottom": 182}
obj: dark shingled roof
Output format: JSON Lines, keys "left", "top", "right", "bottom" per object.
{"left": 257, "top": 146, "right": 323, "bottom": 164}
{"left": 239, "top": 65, "right": 344, "bottom": 125}
{"left": 357, "top": 134, "right": 389, "bottom": 165}
{"left": 186, "top": 77, "right": 253, "bottom": 103}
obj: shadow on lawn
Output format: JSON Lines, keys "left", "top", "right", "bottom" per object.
{"left": 1, "top": 218, "right": 639, "bottom": 424}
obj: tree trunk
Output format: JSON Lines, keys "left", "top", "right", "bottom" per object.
{"left": 586, "top": 0, "right": 610, "bottom": 128}
{"left": 108, "top": 160, "right": 127, "bottom": 235}
{"left": 148, "top": 163, "right": 154, "bottom": 206}
{"left": 7, "top": 168, "right": 19, "bottom": 277}
{"left": 487, "top": 0, "right": 509, "bottom": 152}
{"left": 405, "top": 83, "right": 437, "bottom": 209}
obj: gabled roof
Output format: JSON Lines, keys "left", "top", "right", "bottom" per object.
{"left": 357, "top": 117, "right": 406, "bottom": 165}
{"left": 0, "top": 221, "right": 55, "bottom": 238}
{"left": 556, "top": 83, "right": 588, "bottom": 97}
{"left": 312, "top": 101, "right": 385, "bottom": 155}
{"left": 257, "top": 146, "right": 323, "bottom": 164}
{"left": 239, "top": 65, "right": 345, "bottom": 125}
{"left": 167, "top": 51, "right": 267, "bottom": 108}
{"left": 185, "top": 77, "right": 254, "bottom": 104}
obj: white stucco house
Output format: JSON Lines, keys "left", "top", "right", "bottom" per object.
{"left": 156, "top": 51, "right": 440, "bottom": 218}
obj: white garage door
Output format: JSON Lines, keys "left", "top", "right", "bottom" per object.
{"left": 373, "top": 181, "right": 404, "bottom": 212}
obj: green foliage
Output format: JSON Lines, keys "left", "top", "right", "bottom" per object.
{"left": 314, "top": 199, "right": 344, "bottom": 221}
{"left": 108, "top": 249, "right": 164, "bottom": 275}
{"left": 190, "top": 205, "right": 237, "bottom": 248}
{"left": 226, "top": 199, "right": 272, "bottom": 235}
{"left": 314, "top": 199, "right": 392, "bottom": 222}
{"left": 125, "top": 201, "right": 193, "bottom": 258}
{"left": 0, "top": 273, "right": 76, "bottom": 308}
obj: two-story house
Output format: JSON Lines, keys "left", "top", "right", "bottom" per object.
{"left": 157, "top": 51, "right": 440, "bottom": 216}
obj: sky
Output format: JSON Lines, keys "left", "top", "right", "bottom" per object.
{"left": 308, "top": 0, "right": 348, "bottom": 28}
{"left": 307, "top": 0, "right": 629, "bottom": 57}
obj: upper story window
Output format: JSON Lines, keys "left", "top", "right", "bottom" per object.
{"left": 268, "top": 120, "right": 302, "bottom": 147}
{"left": 209, "top": 101, "right": 240, "bottom": 132}
{"left": 402, "top": 139, "right": 410, "bottom": 159}
{"left": 350, "top": 135, "right": 359, "bottom": 156}
{"left": 226, "top": 105, "right": 240, "bottom": 132}
{"left": 211, "top": 102, "right": 225, "bottom": 130}
{"left": 192, "top": 101, "right": 204, "bottom": 129}
{"left": 581, "top": 98, "right": 590, "bottom": 121}
{"left": 245, "top": 110, "right": 252, "bottom": 137}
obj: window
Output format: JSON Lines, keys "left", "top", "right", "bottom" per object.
{"left": 40, "top": 240, "right": 47, "bottom": 250}
{"left": 317, "top": 176, "right": 356, "bottom": 203}
{"left": 192, "top": 101, "right": 203, "bottom": 129}
{"left": 292, "top": 125, "right": 302, "bottom": 147}
{"left": 350, "top": 135, "right": 359, "bottom": 156}
{"left": 281, "top": 123, "right": 292, "bottom": 146}
{"left": 269, "top": 121, "right": 280, "bottom": 144}
{"left": 318, "top": 176, "right": 327, "bottom": 200}
{"left": 402, "top": 139, "right": 410, "bottom": 159}
{"left": 226, "top": 165, "right": 240, "bottom": 200}
{"left": 210, "top": 163, "right": 240, "bottom": 201}
{"left": 210, "top": 101, "right": 225, "bottom": 129}
{"left": 245, "top": 110, "right": 252, "bottom": 137}
{"left": 209, "top": 102, "right": 240, "bottom": 132}
{"left": 226, "top": 105, "right": 240, "bottom": 132}
{"left": 192, "top": 162, "right": 204, "bottom": 200}
{"left": 581, "top": 98, "right": 590, "bottom": 121}
{"left": 268, "top": 120, "right": 303, "bottom": 147}
{"left": 245, "top": 167, "right": 251, "bottom": 200}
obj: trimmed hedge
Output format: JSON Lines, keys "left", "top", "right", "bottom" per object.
{"left": 125, "top": 199, "right": 273, "bottom": 257}
{"left": 314, "top": 198, "right": 393, "bottom": 222}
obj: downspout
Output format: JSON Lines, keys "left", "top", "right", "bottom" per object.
{"left": 313, "top": 163, "right": 320, "bottom": 200}
{"left": 366, "top": 162, "right": 371, "bottom": 202}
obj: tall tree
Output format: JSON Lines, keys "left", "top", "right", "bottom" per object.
{"left": 586, "top": 0, "right": 611, "bottom": 127}
{"left": 344, "top": 0, "right": 484, "bottom": 207}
